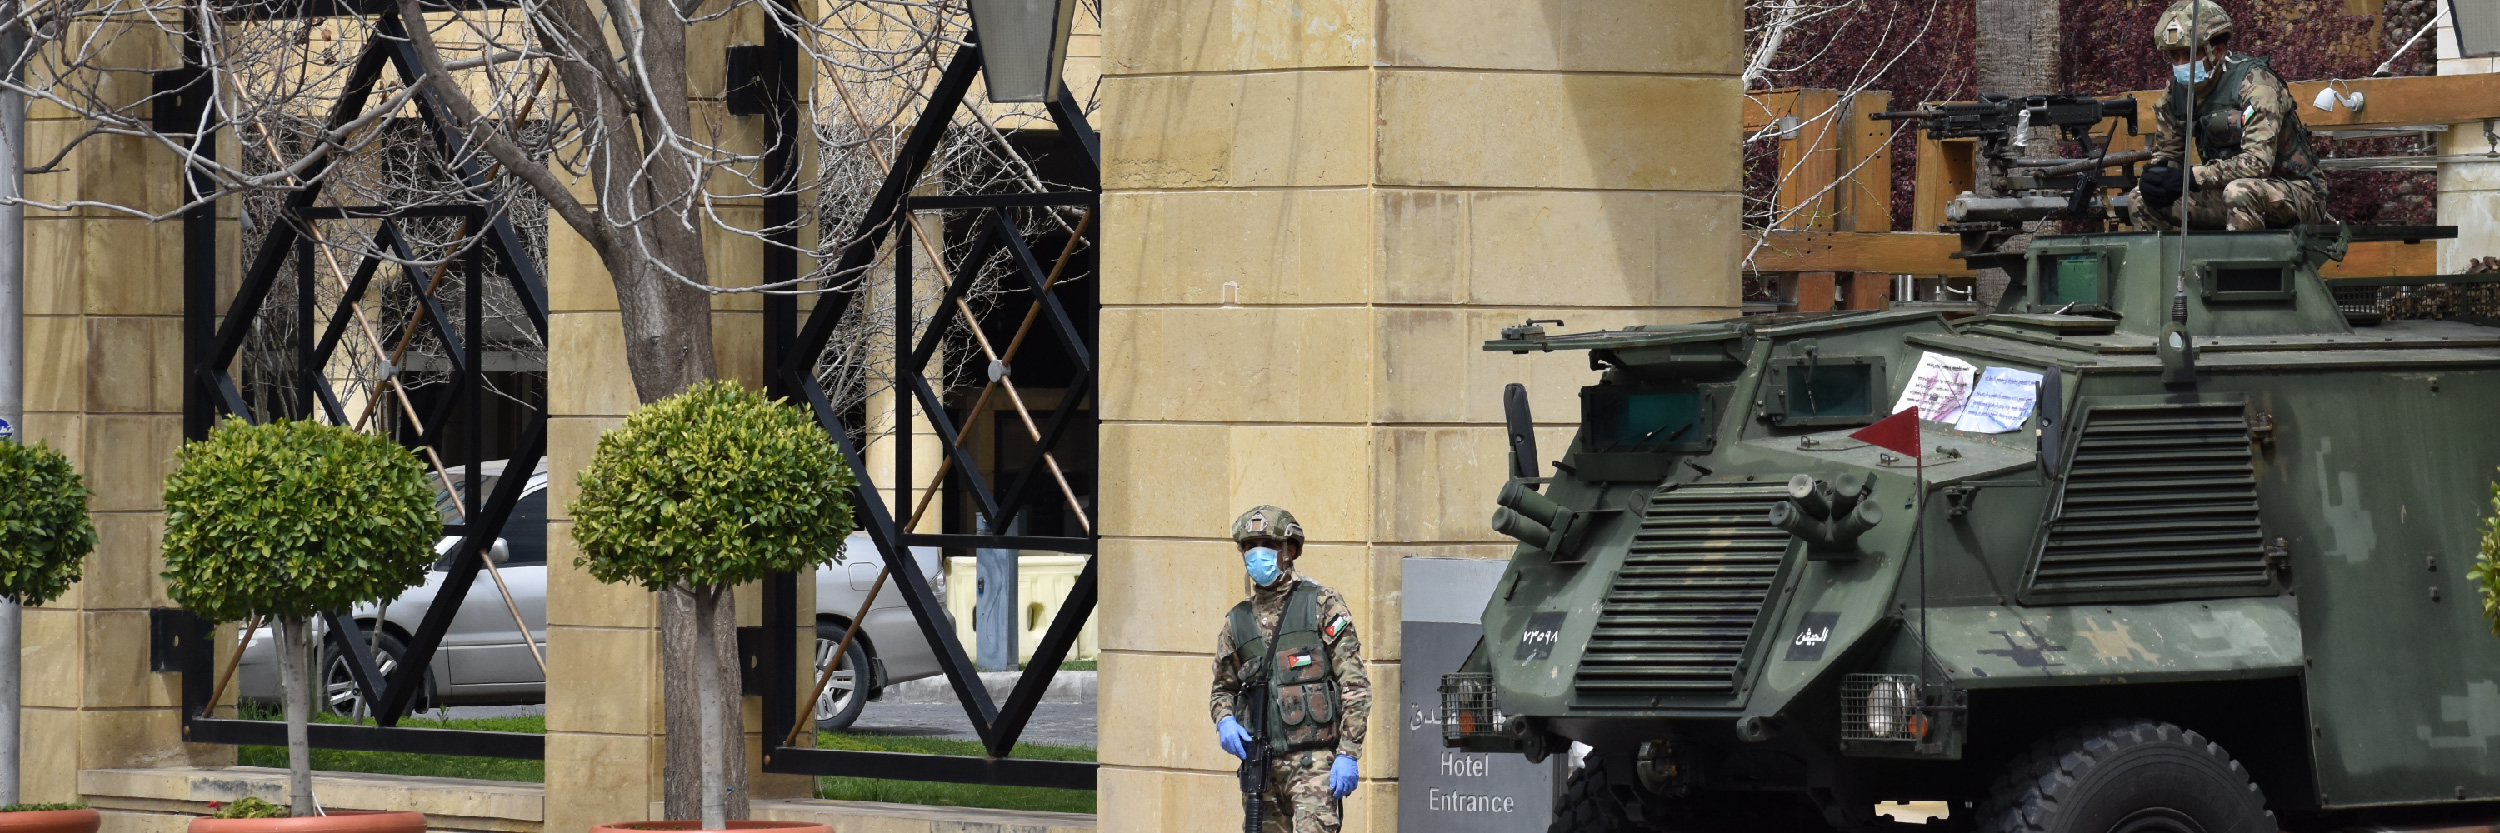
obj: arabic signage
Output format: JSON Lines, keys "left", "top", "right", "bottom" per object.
{"left": 1400, "top": 557, "right": 1557, "bottom": 831}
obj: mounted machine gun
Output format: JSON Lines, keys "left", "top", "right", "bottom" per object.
{"left": 1873, "top": 94, "right": 2148, "bottom": 268}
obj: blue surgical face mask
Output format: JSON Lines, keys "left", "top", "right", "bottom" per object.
{"left": 1244, "top": 546, "right": 1282, "bottom": 587}
{"left": 2173, "top": 60, "right": 2211, "bottom": 86}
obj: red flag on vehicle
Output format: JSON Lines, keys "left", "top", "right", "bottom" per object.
{"left": 1852, "top": 407, "right": 1923, "bottom": 459}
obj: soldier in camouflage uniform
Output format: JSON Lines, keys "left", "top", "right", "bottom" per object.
{"left": 2128, "top": 0, "right": 2330, "bottom": 231}
{"left": 1210, "top": 505, "right": 1370, "bottom": 833}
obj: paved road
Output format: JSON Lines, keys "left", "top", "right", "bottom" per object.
{"left": 843, "top": 701, "right": 1098, "bottom": 749}
{"left": 440, "top": 702, "right": 1101, "bottom": 750}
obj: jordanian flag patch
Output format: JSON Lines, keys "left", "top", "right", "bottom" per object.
{"left": 1290, "top": 652, "right": 1315, "bottom": 668}
{"left": 1324, "top": 617, "right": 1350, "bottom": 639}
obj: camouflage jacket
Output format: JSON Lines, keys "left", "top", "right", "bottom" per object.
{"left": 2149, "top": 54, "right": 2313, "bottom": 184}
{"left": 1209, "top": 572, "right": 1372, "bottom": 758}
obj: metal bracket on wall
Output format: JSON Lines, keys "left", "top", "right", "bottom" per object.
{"left": 724, "top": 45, "right": 785, "bottom": 117}
{"left": 149, "top": 608, "right": 206, "bottom": 673}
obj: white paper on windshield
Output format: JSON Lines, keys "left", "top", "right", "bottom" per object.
{"left": 1893, "top": 352, "right": 1977, "bottom": 422}
{"left": 1952, "top": 366, "right": 2044, "bottom": 434}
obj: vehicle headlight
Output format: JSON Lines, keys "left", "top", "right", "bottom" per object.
{"left": 1844, "top": 673, "right": 1923, "bottom": 741}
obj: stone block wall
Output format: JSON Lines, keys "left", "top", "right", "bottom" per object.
{"left": 1089, "top": 0, "right": 1743, "bottom": 829}
{"left": 16, "top": 21, "right": 241, "bottom": 803}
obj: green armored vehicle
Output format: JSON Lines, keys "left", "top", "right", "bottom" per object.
{"left": 1447, "top": 226, "right": 2500, "bottom": 832}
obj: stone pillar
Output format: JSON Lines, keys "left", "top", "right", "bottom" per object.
{"left": 540, "top": 6, "right": 813, "bottom": 830}
{"left": 15, "top": 23, "right": 240, "bottom": 804}
{"left": 1090, "top": 1, "right": 1741, "bottom": 830}
{"left": 2437, "top": 13, "right": 2500, "bottom": 273}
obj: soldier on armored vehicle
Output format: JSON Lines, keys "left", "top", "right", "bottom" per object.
{"left": 2130, "top": 0, "right": 2328, "bottom": 231}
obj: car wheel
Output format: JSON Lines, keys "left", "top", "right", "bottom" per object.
{"left": 813, "top": 621, "right": 872, "bottom": 732}
{"left": 1978, "top": 719, "right": 2273, "bottom": 833}
{"left": 321, "top": 630, "right": 429, "bottom": 717}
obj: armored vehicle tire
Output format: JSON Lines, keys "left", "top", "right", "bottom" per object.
{"left": 1977, "top": 719, "right": 2273, "bottom": 833}
{"left": 1550, "top": 759, "right": 1640, "bottom": 833}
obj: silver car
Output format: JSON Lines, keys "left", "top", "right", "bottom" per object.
{"left": 238, "top": 461, "right": 945, "bottom": 730}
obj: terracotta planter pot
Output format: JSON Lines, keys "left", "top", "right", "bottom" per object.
{"left": 188, "top": 811, "right": 426, "bottom": 833}
{"left": 0, "top": 809, "right": 100, "bottom": 833}
{"left": 590, "top": 821, "right": 832, "bottom": 833}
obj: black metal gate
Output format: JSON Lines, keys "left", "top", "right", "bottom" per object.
{"left": 173, "top": 7, "right": 547, "bottom": 760}
{"left": 166, "top": 7, "right": 1101, "bottom": 782}
{"left": 759, "top": 38, "right": 1101, "bottom": 789}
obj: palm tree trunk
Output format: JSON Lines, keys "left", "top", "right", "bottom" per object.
{"left": 1975, "top": 0, "right": 2062, "bottom": 311}
{"left": 277, "top": 617, "right": 315, "bottom": 816}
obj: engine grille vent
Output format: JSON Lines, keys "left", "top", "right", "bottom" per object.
{"left": 2027, "top": 403, "right": 2272, "bottom": 599}
{"left": 1574, "top": 482, "right": 1792, "bottom": 705}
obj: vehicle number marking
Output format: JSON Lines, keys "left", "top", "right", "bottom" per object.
{"left": 1515, "top": 612, "right": 1566, "bottom": 662}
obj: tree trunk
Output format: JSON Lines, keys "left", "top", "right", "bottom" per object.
{"left": 663, "top": 586, "right": 748, "bottom": 823}
{"left": 693, "top": 587, "right": 727, "bottom": 830}
{"left": 278, "top": 616, "right": 315, "bottom": 816}
{"left": 1974, "top": 0, "right": 2062, "bottom": 311}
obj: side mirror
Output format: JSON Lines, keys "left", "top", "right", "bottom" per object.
{"left": 488, "top": 539, "right": 512, "bottom": 564}
{"left": 1503, "top": 383, "right": 1540, "bottom": 482}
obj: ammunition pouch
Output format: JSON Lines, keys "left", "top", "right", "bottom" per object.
{"left": 1227, "top": 584, "right": 1343, "bottom": 755}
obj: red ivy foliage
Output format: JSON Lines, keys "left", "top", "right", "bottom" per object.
{"left": 1748, "top": 0, "right": 2436, "bottom": 231}
{"left": 1746, "top": 0, "right": 1976, "bottom": 231}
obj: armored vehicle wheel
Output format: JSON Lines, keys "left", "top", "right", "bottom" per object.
{"left": 1550, "top": 759, "right": 1641, "bottom": 832}
{"left": 1978, "top": 719, "right": 2273, "bottom": 833}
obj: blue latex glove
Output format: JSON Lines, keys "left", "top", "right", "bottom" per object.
{"left": 1328, "top": 754, "right": 1359, "bottom": 797}
{"left": 1218, "top": 716, "right": 1253, "bottom": 759}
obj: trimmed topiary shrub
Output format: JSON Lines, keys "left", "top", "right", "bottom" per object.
{"left": 0, "top": 440, "right": 95, "bottom": 607}
{"left": 570, "top": 380, "right": 859, "bottom": 593}
{"left": 570, "top": 380, "right": 856, "bottom": 827}
{"left": 160, "top": 418, "right": 440, "bottom": 816}
{"left": 162, "top": 419, "right": 442, "bottom": 623}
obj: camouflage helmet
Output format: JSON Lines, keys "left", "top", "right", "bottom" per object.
{"left": 1231, "top": 505, "right": 1305, "bottom": 547}
{"left": 2153, "top": 0, "right": 2232, "bottom": 51}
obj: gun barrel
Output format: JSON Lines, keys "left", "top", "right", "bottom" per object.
{"left": 1869, "top": 109, "right": 1944, "bottom": 121}
{"left": 2031, "top": 150, "right": 2154, "bottom": 177}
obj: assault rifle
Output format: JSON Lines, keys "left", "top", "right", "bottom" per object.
{"left": 1872, "top": 93, "right": 2148, "bottom": 263}
{"left": 1238, "top": 683, "right": 1269, "bottom": 833}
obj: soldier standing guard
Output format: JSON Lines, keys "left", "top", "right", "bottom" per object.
{"left": 2128, "top": 0, "right": 2330, "bottom": 231}
{"left": 1210, "top": 505, "right": 1370, "bottom": 833}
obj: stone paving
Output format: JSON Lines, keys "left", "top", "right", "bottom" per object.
{"left": 843, "top": 702, "right": 1099, "bottom": 749}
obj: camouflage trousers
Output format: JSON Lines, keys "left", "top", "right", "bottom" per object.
{"left": 2128, "top": 176, "right": 2326, "bottom": 231}
{"left": 1252, "top": 749, "right": 1342, "bottom": 833}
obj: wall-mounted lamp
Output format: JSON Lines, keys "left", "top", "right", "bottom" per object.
{"left": 967, "top": 0, "right": 1079, "bottom": 103}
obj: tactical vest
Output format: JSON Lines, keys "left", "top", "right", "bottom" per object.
{"left": 1227, "top": 583, "right": 1341, "bottom": 754}
{"left": 2161, "top": 55, "right": 2322, "bottom": 186}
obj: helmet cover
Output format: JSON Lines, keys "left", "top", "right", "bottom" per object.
{"left": 2155, "top": 0, "right": 2233, "bottom": 51}
{"left": 1231, "top": 505, "right": 1306, "bottom": 546}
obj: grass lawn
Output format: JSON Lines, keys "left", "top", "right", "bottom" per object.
{"left": 236, "top": 712, "right": 545, "bottom": 782}
{"left": 231, "top": 710, "right": 1098, "bottom": 815}
{"left": 1017, "top": 660, "right": 1096, "bottom": 672}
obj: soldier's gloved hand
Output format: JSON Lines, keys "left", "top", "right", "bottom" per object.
{"left": 1217, "top": 716, "right": 1253, "bottom": 759}
{"left": 1328, "top": 754, "right": 1358, "bottom": 797}
{"left": 2140, "top": 163, "right": 2186, "bottom": 208}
